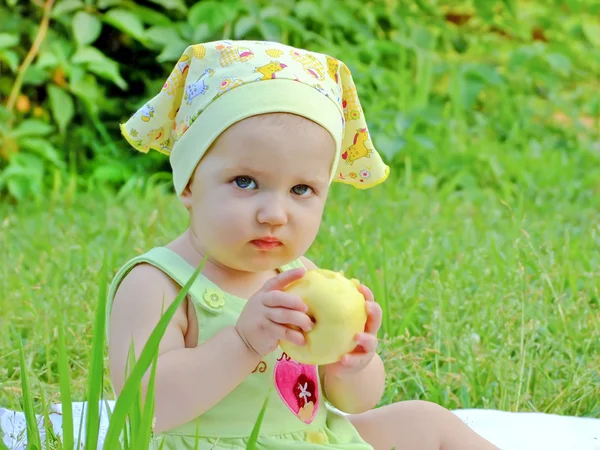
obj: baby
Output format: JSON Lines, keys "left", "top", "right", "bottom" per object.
{"left": 107, "top": 40, "right": 498, "bottom": 450}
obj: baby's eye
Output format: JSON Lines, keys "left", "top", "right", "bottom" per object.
{"left": 291, "top": 184, "right": 313, "bottom": 197}
{"left": 233, "top": 176, "right": 257, "bottom": 190}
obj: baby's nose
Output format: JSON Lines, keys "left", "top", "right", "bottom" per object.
{"left": 257, "top": 198, "right": 288, "bottom": 226}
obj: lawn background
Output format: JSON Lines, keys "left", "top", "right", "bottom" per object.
{"left": 1, "top": 0, "right": 599, "bottom": 424}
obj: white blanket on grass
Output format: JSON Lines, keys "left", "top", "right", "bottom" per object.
{"left": 1, "top": 401, "right": 599, "bottom": 449}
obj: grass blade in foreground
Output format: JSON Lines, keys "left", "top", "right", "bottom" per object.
{"left": 246, "top": 388, "right": 272, "bottom": 450}
{"left": 57, "top": 310, "right": 74, "bottom": 450}
{"left": 39, "top": 387, "right": 60, "bottom": 448}
{"left": 125, "top": 344, "right": 141, "bottom": 450}
{"left": 18, "top": 340, "right": 42, "bottom": 449}
{"left": 102, "top": 258, "right": 205, "bottom": 449}
{"left": 84, "top": 258, "right": 109, "bottom": 450}
{"left": 136, "top": 348, "right": 160, "bottom": 449}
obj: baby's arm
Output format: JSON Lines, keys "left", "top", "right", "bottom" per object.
{"left": 108, "top": 264, "right": 261, "bottom": 434}
{"left": 300, "top": 256, "right": 386, "bottom": 414}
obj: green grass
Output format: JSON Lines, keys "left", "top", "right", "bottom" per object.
{"left": 1, "top": 160, "right": 599, "bottom": 422}
{"left": 1, "top": 1, "right": 599, "bottom": 447}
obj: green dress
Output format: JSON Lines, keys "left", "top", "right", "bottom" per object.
{"left": 106, "top": 247, "right": 374, "bottom": 449}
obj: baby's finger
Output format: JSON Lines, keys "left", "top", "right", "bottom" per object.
{"left": 339, "top": 352, "right": 371, "bottom": 369}
{"left": 358, "top": 284, "right": 375, "bottom": 302}
{"left": 266, "top": 308, "right": 314, "bottom": 332}
{"left": 261, "top": 267, "right": 306, "bottom": 293}
{"left": 278, "top": 324, "right": 306, "bottom": 346}
{"left": 354, "top": 333, "right": 378, "bottom": 353}
{"left": 364, "top": 301, "right": 382, "bottom": 335}
{"left": 262, "top": 291, "right": 308, "bottom": 312}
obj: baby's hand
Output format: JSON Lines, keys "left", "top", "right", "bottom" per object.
{"left": 325, "top": 284, "right": 382, "bottom": 377}
{"left": 235, "top": 268, "right": 314, "bottom": 358}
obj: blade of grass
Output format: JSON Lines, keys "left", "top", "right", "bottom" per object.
{"left": 347, "top": 211, "right": 387, "bottom": 336}
{"left": 75, "top": 399, "right": 85, "bottom": 450}
{"left": 102, "top": 258, "right": 205, "bottom": 449}
{"left": 101, "top": 399, "right": 122, "bottom": 450}
{"left": 39, "top": 387, "right": 60, "bottom": 448}
{"left": 18, "top": 339, "right": 43, "bottom": 450}
{"left": 126, "top": 342, "right": 141, "bottom": 450}
{"left": 136, "top": 346, "right": 159, "bottom": 449}
{"left": 246, "top": 388, "right": 272, "bottom": 450}
{"left": 84, "top": 256, "right": 109, "bottom": 450}
{"left": 57, "top": 310, "right": 74, "bottom": 450}
{"left": 193, "top": 421, "right": 200, "bottom": 450}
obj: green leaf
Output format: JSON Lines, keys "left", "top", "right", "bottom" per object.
{"left": 129, "top": 4, "right": 172, "bottom": 26}
{"left": 18, "top": 340, "right": 43, "bottom": 450}
{"left": 258, "top": 21, "right": 280, "bottom": 41}
{"left": 148, "top": 0, "right": 187, "bottom": 13}
{"left": 51, "top": 0, "right": 84, "bottom": 17}
{"left": 0, "top": 160, "right": 31, "bottom": 200}
{"left": 411, "top": 25, "right": 435, "bottom": 49}
{"left": 13, "top": 119, "right": 55, "bottom": 138}
{"left": 72, "top": 46, "right": 128, "bottom": 89}
{"left": 294, "top": 1, "right": 321, "bottom": 20}
{"left": 474, "top": 0, "right": 495, "bottom": 22}
{"left": 97, "top": 0, "right": 121, "bottom": 8}
{"left": 582, "top": 20, "right": 600, "bottom": 47}
{"left": 192, "top": 23, "right": 211, "bottom": 43}
{"left": 188, "top": 1, "right": 238, "bottom": 32}
{"left": 259, "top": 6, "right": 283, "bottom": 19}
{"left": 501, "top": 0, "right": 517, "bottom": 16}
{"left": 544, "top": 53, "right": 572, "bottom": 77}
{"left": 92, "top": 165, "right": 130, "bottom": 183}
{"left": 22, "top": 66, "right": 50, "bottom": 86}
{"left": 19, "top": 138, "right": 66, "bottom": 168}
{"left": 73, "top": 11, "right": 103, "bottom": 46}
{"left": 104, "top": 8, "right": 145, "bottom": 41}
{"left": 188, "top": 1, "right": 218, "bottom": 26}
{"left": 144, "top": 25, "right": 182, "bottom": 47}
{"left": 0, "top": 33, "right": 19, "bottom": 48}
{"left": 234, "top": 16, "right": 256, "bottom": 39}
{"left": 47, "top": 84, "right": 75, "bottom": 134}
{"left": 36, "top": 50, "right": 59, "bottom": 69}
{"left": 0, "top": 49, "right": 19, "bottom": 72}
{"left": 70, "top": 74, "right": 101, "bottom": 114}
{"left": 156, "top": 39, "right": 189, "bottom": 62}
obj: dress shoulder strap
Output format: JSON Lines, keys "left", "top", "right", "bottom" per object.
{"left": 105, "top": 247, "right": 223, "bottom": 338}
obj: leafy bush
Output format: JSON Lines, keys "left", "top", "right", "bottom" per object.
{"left": 0, "top": 0, "right": 598, "bottom": 201}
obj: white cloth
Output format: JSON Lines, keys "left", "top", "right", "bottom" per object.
{"left": 1, "top": 401, "right": 599, "bottom": 449}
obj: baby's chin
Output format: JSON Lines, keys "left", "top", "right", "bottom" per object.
{"left": 217, "top": 247, "right": 299, "bottom": 273}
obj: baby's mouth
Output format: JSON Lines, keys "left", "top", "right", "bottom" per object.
{"left": 250, "top": 238, "right": 283, "bottom": 251}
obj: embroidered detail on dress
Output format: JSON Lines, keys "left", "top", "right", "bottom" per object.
{"left": 251, "top": 361, "right": 267, "bottom": 373}
{"left": 273, "top": 352, "right": 319, "bottom": 424}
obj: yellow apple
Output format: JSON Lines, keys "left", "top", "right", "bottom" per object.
{"left": 280, "top": 269, "right": 367, "bottom": 365}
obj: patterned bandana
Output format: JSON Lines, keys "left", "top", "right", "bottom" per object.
{"left": 120, "top": 40, "right": 390, "bottom": 195}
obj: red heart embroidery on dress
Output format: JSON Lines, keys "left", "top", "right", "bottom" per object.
{"left": 273, "top": 352, "right": 319, "bottom": 424}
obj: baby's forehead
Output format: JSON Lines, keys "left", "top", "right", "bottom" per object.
{"left": 202, "top": 118, "right": 335, "bottom": 180}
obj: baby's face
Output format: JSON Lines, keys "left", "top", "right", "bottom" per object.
{"left": 181, "top": 113, "right": 336, "bottom": 273}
